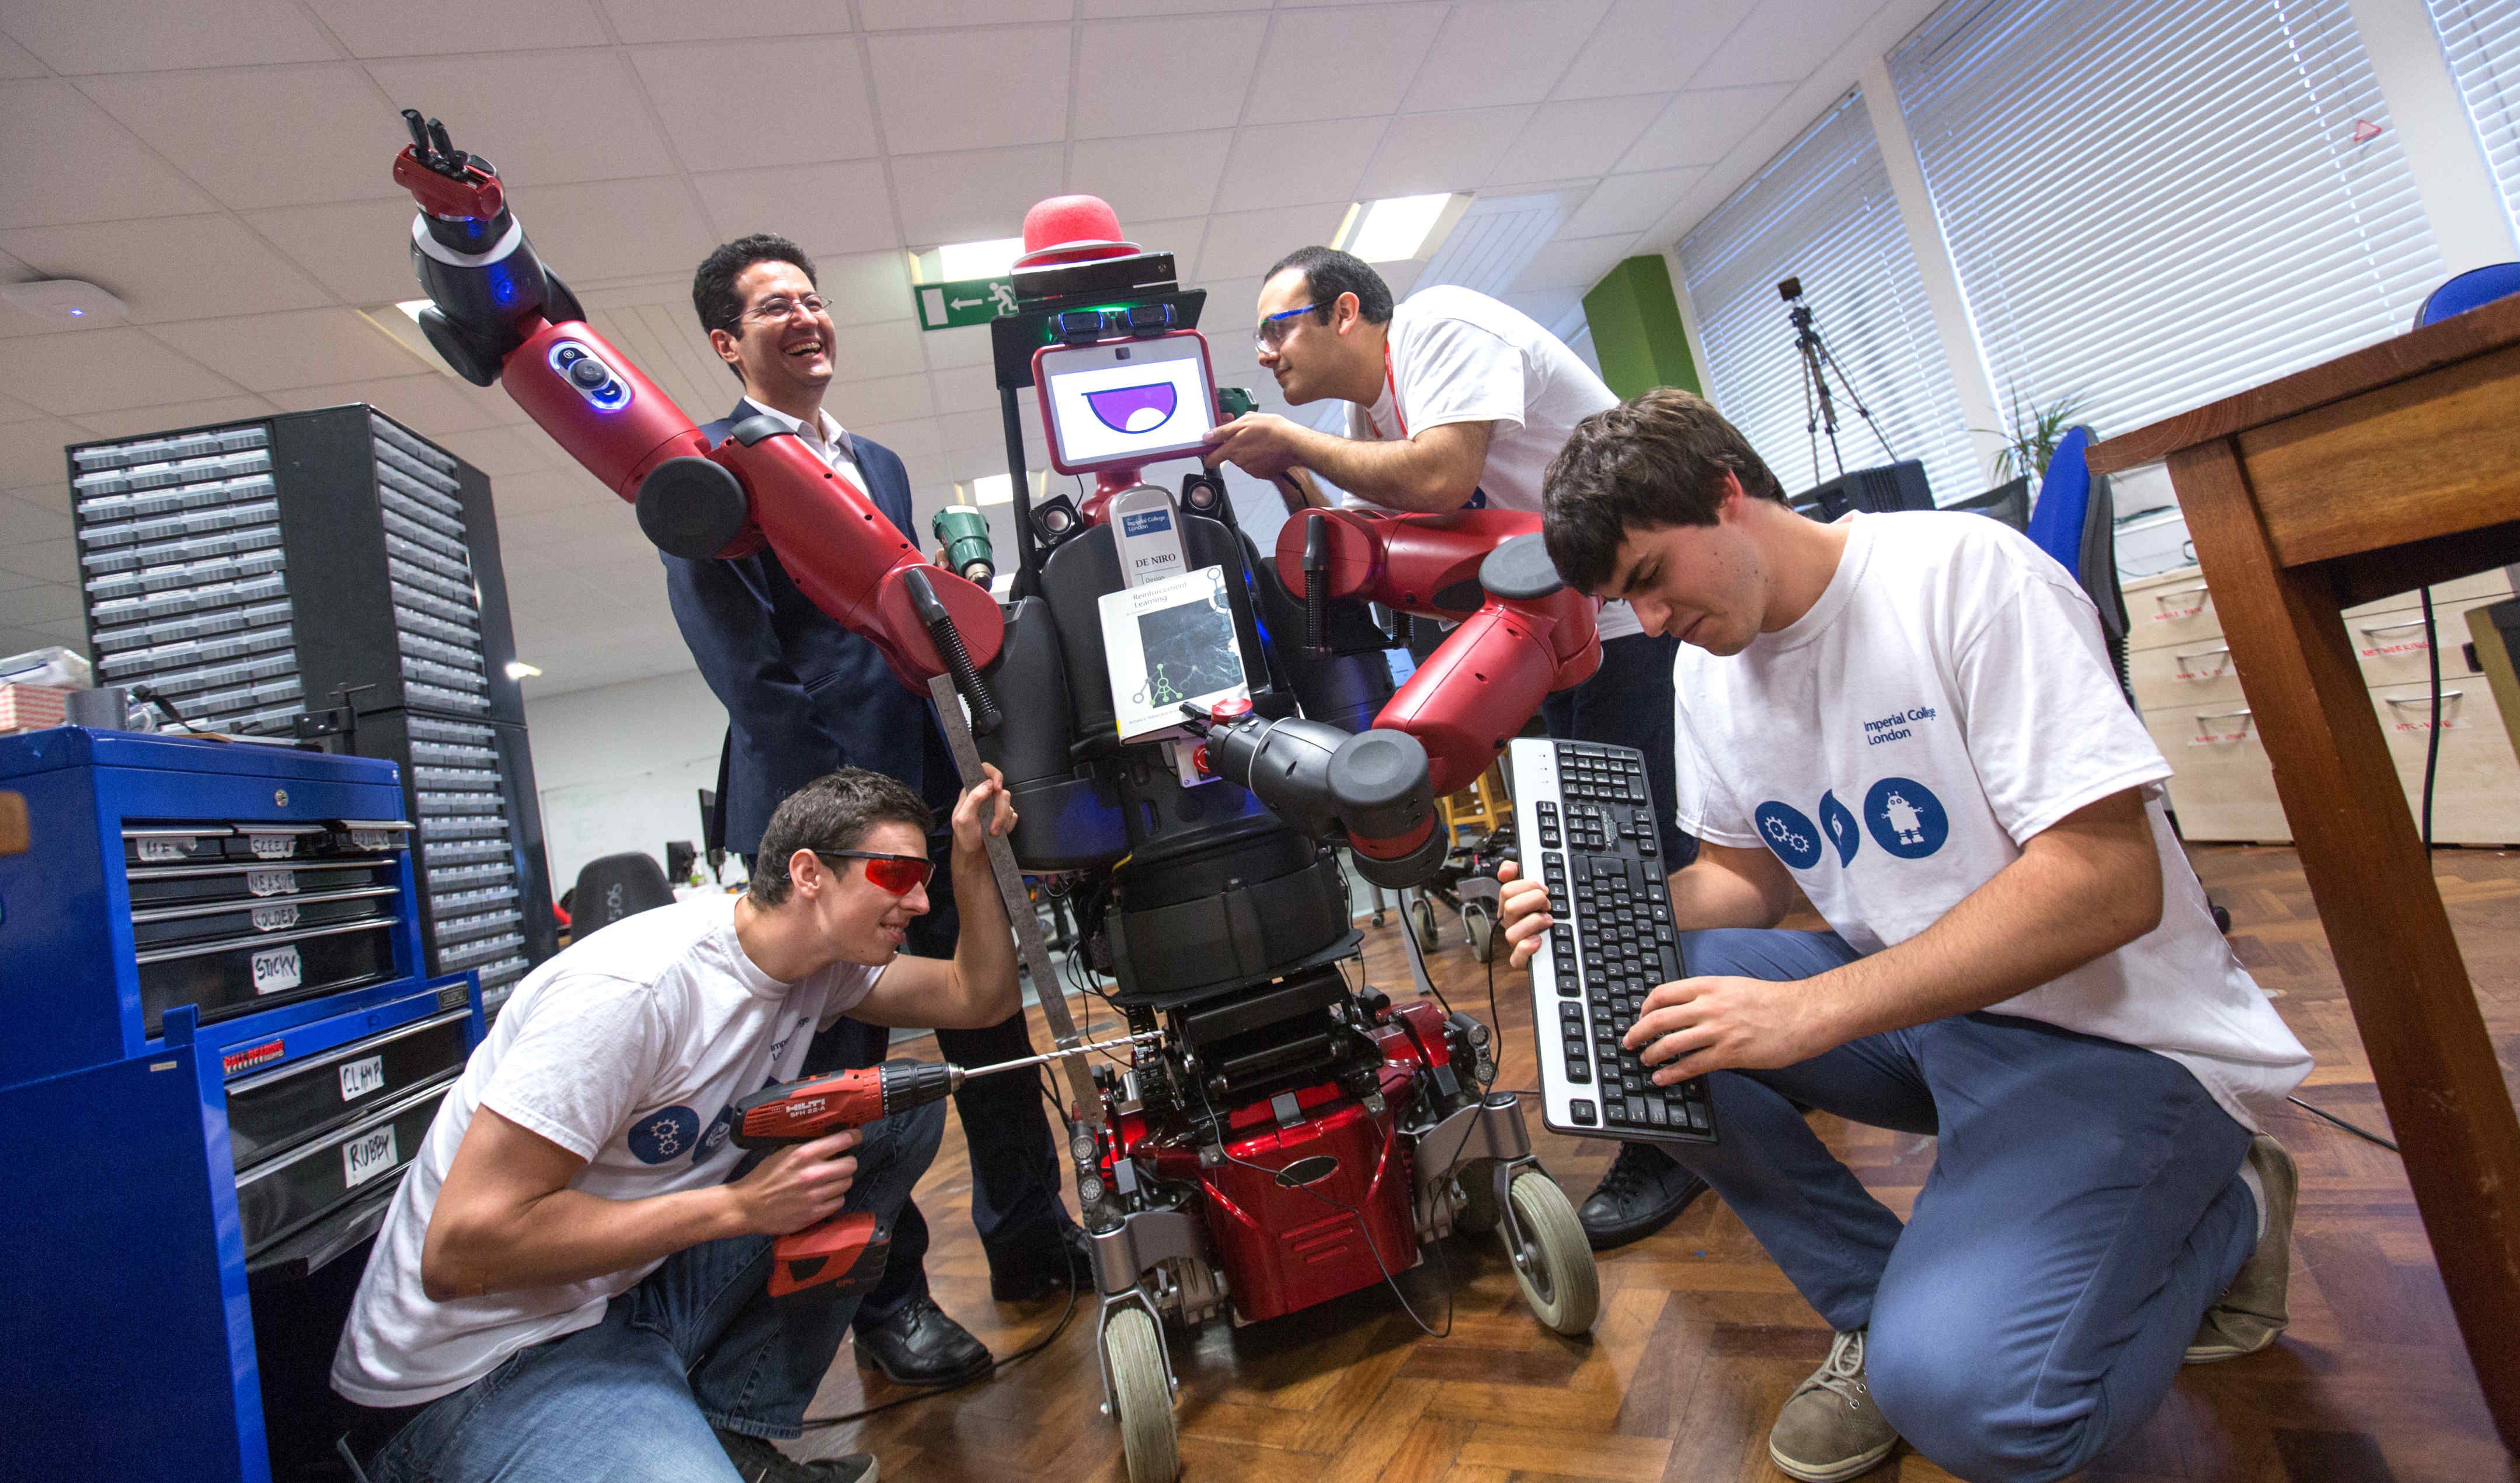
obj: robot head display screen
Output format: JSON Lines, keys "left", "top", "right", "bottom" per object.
{"left": 1040, "top": 331, "right": 1217, "bottom": 475}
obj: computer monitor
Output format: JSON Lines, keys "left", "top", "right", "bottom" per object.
{"left": 1035, "top": 330, "right": 1219, "bottom": 475}
{"left": 1793, "top": 459, "right": 1934, "bottom": 521}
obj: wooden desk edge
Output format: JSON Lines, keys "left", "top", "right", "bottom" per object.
{"left": 2087, "top": 294, "right": 2520, "bottom": 475}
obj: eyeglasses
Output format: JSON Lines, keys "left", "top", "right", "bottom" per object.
{"left": 812, "top": 849, "right": 934, "bottom": 896}
{"left": 743, "top": 293, "right": 829, "bottom": 325}
{"left": 1252, "top": 302, "right": 1323, "bottom": 350}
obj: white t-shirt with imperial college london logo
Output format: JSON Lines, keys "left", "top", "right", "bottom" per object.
{"left": 331, "top": 893, "right": 881, "bottom": 1407}
{"left": 1668, "top": 511, "right": 2311, "bottom": 1129}
{"left": 1341, "top": 285, "right": 1643, "bottom": 641}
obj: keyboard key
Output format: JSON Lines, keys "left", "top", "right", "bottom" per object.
{"left": 1644, "top": 1102, "right": 1668, "bottom": 1129}
{"left": 1569, "top": 1099, "right": 1596, "bottom": 1126}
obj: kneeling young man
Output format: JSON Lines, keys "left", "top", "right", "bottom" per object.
{"left": 332, "top": 767, "right": 1021, "bottom": 1483}
{"left": 1500, "top": 391, "right": 2313, "bottom": 1483}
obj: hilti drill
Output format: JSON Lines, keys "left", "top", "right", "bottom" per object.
{"left": 731, "top": 1035, "right": 1153, "bottom": 1301}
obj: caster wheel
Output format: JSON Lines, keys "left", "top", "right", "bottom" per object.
{"left": 1102, "top": 1306, "right": 1179, "bottom": 1483}
{"left": 1372, "top": 908, "right": 1387, "bottom": 928}
{"left": 1409, "top": 898, "right": 1439, "bottom": 955}
{"left": 1463, "top": 900, "right": 1497, "bottom": 962}
{"left": 1501, "top": 1168, "right": 1600, "bottom": 1336}
{"left": 1453, "top": 1158, "right": 1499, "bottom": 1236}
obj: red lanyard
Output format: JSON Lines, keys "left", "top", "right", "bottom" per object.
{"left": 1364, "top": 342, "right": 1407, "bottom": 441}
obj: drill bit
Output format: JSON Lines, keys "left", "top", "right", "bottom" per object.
{"left": 948, "top": 1031, "right": 1160, "bottom": 1091}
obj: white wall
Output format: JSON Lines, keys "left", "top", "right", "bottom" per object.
{"left": 523, "top": 669, "right": 729, "bottom": 894}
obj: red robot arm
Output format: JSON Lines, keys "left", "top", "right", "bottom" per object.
{"left": 387, "top": 115, "right": 1001, "bottom": 709}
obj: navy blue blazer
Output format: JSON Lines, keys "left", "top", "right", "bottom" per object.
{"left": 662, "top": 399, "right": 954, "bottom": 855}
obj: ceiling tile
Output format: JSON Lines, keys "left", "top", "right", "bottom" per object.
{"left": 248, "top": 197, "right": 428, "bottom": 305}
{"left": 1359, "top": 106, "right": 1534, "bottom": 197}
{"left": 1511, "top": 231, "right": 1633, "bottom": 289}
{"left": 0, "top": 416, "right": 86, "bottom": 486}
{"left": 69, "top": 395, "right": 280, "bottom": 440}
{"left": 1562, "top": 167, "right": 1706, "bottom": 236}
{"left": 866, "top": 27, "right": 1069, "bottom": 156}
{"left": 1687, "top": 0, "right": 1875, "bottom": 88}
{"left": 1213, "top": 119, "right": 1381, "bottom": 214}
{"left": 0, "top": 32, "right": 46, "bottom": 79}
{"left": 430, "top": 426, "right": 564, "bottom": 478}
{"left": 1195, "top": 203, "right": 1346, "bottom": 280}
{"left": 0, "top": 390, "right": 45, "bottom": 424}
{"left": 0, "top": 216, "right": 333, "bottom": 323}
{"left": 1402, "top": 0, "right": 1614, "bottom": 113}
{"left": 1616, "top": 83, "right": 1794, "bottom": 171}
{"left": 305, "top": 0, "right": 605, "bottom": 56}
{"left": 634, "top": 38, "right": 878, "bottom": 172}
{"left": 1081, "top": 0, "right": 1265, "bottom": 13}
{"left": 79, "top": 64, "right": 408, "bottom": 211}
{"left": 830, "top": 318, "right": 925, "bottom": 383}
{"left": 1245, "top": 5, "right": 1446, "bottom": 125}
{"left": 889, "top": 144, "right": 1064, "bottom": 248}
{"left": 826, "top": 372, "right": 932, "bottom": 427}
{"left": 694, "top": 160, "right": 899, "bottom": 256}
{"left": 269, "top": 375, "right": 517, "bottom": 437}
{"left": 1129, "top": 216, "right": 1206, "bottom": 278}
{"left": 0, "top": 329, "right": 242, "bottom": 416}
{"left": 0, "top": 82, "right": 218, "bottom": 228}
{"left": 0, "top": 576, "right": 82, "bottom": 626}
{"left": 487, "top": 467, "right": 612, "bottom": 516}
{"left": 598, "top": 0, "right": 853, "bottom": 43}
{"left": 859, "top": 0, "right": 1070, "bottom": 25}
{"left": 1068, "top": 132, "right": 1231, "bottom": 223}
{"left": 364, "top": 51, "right": 676, "bottom": 186}
{"left": 0, "top": 537, "right": 76, "bottom": 584}
{"left": 148, "top": 308, "right": 426, "bottom": 391}
{"left": 503, "top": 177, "right": 718, "bottom": 285}
{"left": 3, "top": 0, "right": 335, "bottom": 74}
{"left": 1489, "top": 93, "right": 1667, "bottom": 186}
{"left": 1555, "top": 0, "right": 1755, "bottom": 101}
{"left": 1072, "top": 15, "right": 1266, "bottom": 138}
{"left": 817, "top": 250, "right": 916, "bottom": 326}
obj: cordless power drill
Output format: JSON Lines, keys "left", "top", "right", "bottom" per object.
{"left": 730, "top": 1035, "right": 1150, "bottom": 1302}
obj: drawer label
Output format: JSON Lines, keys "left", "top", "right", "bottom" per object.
{"left": 339, "top": 1054, "right": 385, "bottom": 1101}
{"left": 343, "top": 1125, "right": 399, "bottom": 1189}
{"left": 251, "top": 943, "right": 303, "bottom": 994}
{"left": 251, "top": 903, "right": 300, "bottom": 932}
{"left": 351, "top": 828, "right": 396, "bottom": 851}
{"left": 137, "top": 837, "right": 188, "bottom": 862}
{"left": 246, "top": 868, "right": 298, "bottom": 896}
{"left": 248, "top": 833, "right": 298, "bottom": 860}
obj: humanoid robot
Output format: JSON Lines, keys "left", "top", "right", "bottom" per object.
{"left": 391, "top": 114, "right": 1608, "bottom": 1482}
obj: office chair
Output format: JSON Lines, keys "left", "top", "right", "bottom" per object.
{"left": 570, "top": 852, "right": 676, "bottom": 936}
{"left": 2025, "top": 425, "right": 2132, "bottom": 699}
{"left": 2415, "top": 262, "right": 2520, "bottom": 328}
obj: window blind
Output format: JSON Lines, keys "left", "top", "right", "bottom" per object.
{"left": 1889, "top": 0, "right": 2443, "bottom": 441}
{"left": 2427, "top": 0, "right": 2520, "bottom": 238}
{"left": 1675, "top": 93, "right": 1983, "bottom": 504}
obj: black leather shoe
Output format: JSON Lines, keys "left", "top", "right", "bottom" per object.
{"left": 852, "top": 1296, "right": 993, "bottom": 1387}
{"left": 1579, "top": 1140, "right": 1709, "bottom": 1251}
{"left": 714, "top": 1428, "right": 877, "bottom": 1482}
{"left": 988, "top": 1223, "right": 1094, "bottom": 1302}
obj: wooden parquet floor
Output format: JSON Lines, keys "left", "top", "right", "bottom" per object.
{"left": 793, "top": 846, "right": 2520, "bottom": 1483}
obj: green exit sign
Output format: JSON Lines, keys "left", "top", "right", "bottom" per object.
{"left": 914, "top": 276, "right": 1016, "bottom": 330}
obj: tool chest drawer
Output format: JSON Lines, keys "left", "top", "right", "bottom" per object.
{"left": 138, "top": 919, "right": 403, "bottom": 1035}
{"left": 126, "top": 855, "right": 402, "bottom": 910}
{"left": 235, "top": 1072, "right": 454, "bottom": 1256}
{"left": 225, "top": 1006, "right": 471, "bottom": 1171}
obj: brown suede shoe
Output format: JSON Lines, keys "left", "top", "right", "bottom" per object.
{"left": 1767, "top": 1328, "right": 1899, "bottom": 1482}
{"left": 2186, "top": 1133, "right": 2298, "bottom": 1363}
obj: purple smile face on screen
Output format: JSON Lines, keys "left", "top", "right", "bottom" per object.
{"left": 1085, "top": 381, "right": 1178, "bottom": 434}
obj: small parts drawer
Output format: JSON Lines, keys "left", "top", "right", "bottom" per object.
{"left": 235, "top": 1073, "right": 454, "bottom": 1256}
{"left": 127, "top": 856, "right": 400, "bottom": 910}
{"left": 225, "top": 1007, "right": 472, "bottom": 1171}
{"left": 131, "top": 883, "right": 398, "bottom": 950}
{"left": 123, "top": 817, "right": 412, "bottom": 868}
{"left": 138, "top": 918, "right": 401, "bottom": 1035}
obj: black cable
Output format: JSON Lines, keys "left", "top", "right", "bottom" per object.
{"left": 2285, "top": 1094, "right": 2400, "bottom": 1153}
{"left": 1484, "top": 947, "right": 1505, "bottom": 1084}
{"left": 2420, "top": 586, "right": 2442, "bottom": 850}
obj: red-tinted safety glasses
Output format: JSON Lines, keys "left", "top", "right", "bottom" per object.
{"left": 813, "top": 849, "right": 934, "bottom": 896}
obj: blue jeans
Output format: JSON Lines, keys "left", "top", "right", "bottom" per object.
{"left": 1672, "top": 928, "right": 2258, "bottom": 1483}
{"left": 362, "top": 1102, "right": 945, "bottom": 1482}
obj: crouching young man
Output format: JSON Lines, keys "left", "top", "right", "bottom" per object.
{"left": 331, "top": 766, "right": 1021, "bottom": 1483}
{"left": 1499, "top": 391, "right": 2314, "bottom": 1483}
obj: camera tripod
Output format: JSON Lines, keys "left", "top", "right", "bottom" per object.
{"left": 1780, "top": 276, "right": 1897, "bottom": 481}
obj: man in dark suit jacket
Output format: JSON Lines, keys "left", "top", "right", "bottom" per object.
{"left": 664, "top": 234, "right": 1083, "bottom": 1394}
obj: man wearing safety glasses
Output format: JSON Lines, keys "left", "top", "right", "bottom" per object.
{"left": 1202, "top": 245, "right": 1708, "bottom": 1251}
{"left": 332, "top": 767, "right": 1019, "bottom": 1483}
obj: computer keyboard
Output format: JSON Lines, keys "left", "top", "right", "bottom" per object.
{"left": 1504, "top": 738, "right": 1718, "bottom": 1145}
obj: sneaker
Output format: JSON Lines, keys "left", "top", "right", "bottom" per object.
{"left": 1577, "top": 1141, "right": 1710, "bottom": 1251}
{"left": 2185, "top": 1133, "right": 2298, "bottom": 1363}
{"left": 1767, "top": 1329, "right": 1899, "bottom": 1482}
{"left": 713, "top": 1428, "right": 877, "bottom": 1483}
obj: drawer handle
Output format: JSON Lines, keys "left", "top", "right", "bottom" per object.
{"left": 2359, "top": 618, "right": 2430, "bottom": 638}
{"left": 2383, "top": 691, "right": 2462, "bottom": 708}
{"left": 2195, "top": 708, "right": 2254, "bottom": 722}
{"left": 2154, "top": 583, "right": 2211, "bottom": 598}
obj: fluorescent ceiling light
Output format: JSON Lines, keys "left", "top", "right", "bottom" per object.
{"left": 937, "top": 237, "right": 1026, "bottom": 280}
{"left": 503, "top": 660, "right": 542, "bottom": 680}
{"left": 1336, "top": 195, "right": 1457, "bottom": 263}
{"left": 967, "top": 474, "right": 1013, "bottom": 506}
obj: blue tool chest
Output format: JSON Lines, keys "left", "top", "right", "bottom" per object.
{"left": 0, "top": 726, "right": 486, "bottom": 1482}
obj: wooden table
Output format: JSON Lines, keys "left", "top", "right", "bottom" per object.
{"left": 2087, "top": 293, "right": 2520, "bottom": 1451}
